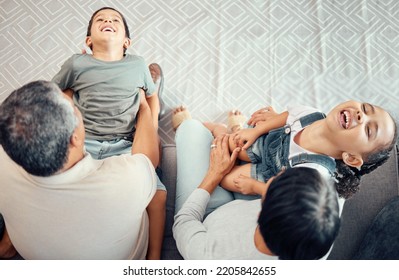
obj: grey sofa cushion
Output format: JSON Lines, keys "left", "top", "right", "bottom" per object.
{"left": 352, "top": 196, "right": 399, "bottom": 260}
{"left": 160, "top": 144, "right": 183, "bottom": 260}
{"left": 328, "top": 145, "right": 399, "bottom": 259}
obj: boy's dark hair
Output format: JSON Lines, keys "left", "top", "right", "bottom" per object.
{"left": 258, "top": 167, "right": 340, "bottom": 260}
{"left": 335, "top": 115, "right": 398, "bottom": 199}
{"left": 86, "top": 7, "right": 130, "bottom": 54}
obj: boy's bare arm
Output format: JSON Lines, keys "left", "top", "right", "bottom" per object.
{"left": 132, "top": 90, "right": 159, "bottom": 167}
{"left": 146, "top": 93, "right": 160, "bottom": 130}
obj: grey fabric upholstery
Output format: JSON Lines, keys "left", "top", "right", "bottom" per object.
{"left": 160, "top": 144, "right": 183, "bottom": 260}
{"left": 352, "top": 196, "right": 399, "bottom": 259}
{"left": 328, "top": 146, "right": 399, "bottom": 259}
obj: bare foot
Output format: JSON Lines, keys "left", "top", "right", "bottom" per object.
{"left": 203, "top": 121, "right": 228, "bottom": 138}
{"left": 172, "top": 106, "right": 191, "bottom": 131}
{"left": 228, "top": 110, "right": 247, "bottom": 133}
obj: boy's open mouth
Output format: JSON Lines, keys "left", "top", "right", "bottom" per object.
{"left": 340, "top": 110, "right": 351, "bottom": 129}
{"left": 101, "top": 27, "right": 115, "bottom": 32}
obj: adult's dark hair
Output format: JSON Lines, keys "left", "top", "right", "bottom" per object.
{"left": 335, "top": 116, "right": 398, "bottom": 199}
{"left": 0, "top": 80, "right": 78, "bottom": 176}
{"left": 86, "top": 7, "right": 130, "bottom": 54}
{"left": 258, "top": 167, "right": 340, "bottom": 260}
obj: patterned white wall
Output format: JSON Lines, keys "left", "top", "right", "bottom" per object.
{"left": 0, "top": 0, "right": 398, "bottom": 145}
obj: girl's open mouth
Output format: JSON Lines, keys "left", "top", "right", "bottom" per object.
{"left": 340, "top": 110, "right": 351, "bottom": 129}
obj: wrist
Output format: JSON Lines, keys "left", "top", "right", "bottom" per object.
{"left": 139, "top": 102, "right": 151, "bottom": 111}
{"left": 198, "top": 171, "right": 224, "bottom": 194}
{"left": 253, "top": 124, "right": 267, "bottom": 135}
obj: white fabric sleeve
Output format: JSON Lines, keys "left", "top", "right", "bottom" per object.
{"left": 286, "top": 105, "right": 320, "bottom": 125}
{"left": 124, "top": 153, "right": 157, "bottom": 209}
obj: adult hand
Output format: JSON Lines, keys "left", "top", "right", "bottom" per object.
{"left": 209, "top": 134, "right": 240, "bottom": 178}
{"left": 247, "top": 106, "right": 278, "bottom": 127}
{"left": 198, "top": 134, "right": 240, "bottom": 196}
{"left": 199, "top": 134, "right": 240, "bottom": 194}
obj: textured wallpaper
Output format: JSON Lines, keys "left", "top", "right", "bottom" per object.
{"left": 0, "top": 0, "right": 398, "bottom": 144}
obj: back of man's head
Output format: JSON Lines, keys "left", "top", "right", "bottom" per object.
{"left": 0, "top": 80, "right": 78, "bottom": 176}
{"left": 258, "top": 167, "right": 340, "bottom": 260}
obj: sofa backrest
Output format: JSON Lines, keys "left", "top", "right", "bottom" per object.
{"left": 328, "top": 145, "right": 399, "bottom": 259}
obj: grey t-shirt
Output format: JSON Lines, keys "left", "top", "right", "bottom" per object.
{"left": 173, "top": 188, "right": 278, "bottom": 260}
{"left": 52, "top": 54, "right": 155, "bottom": 140}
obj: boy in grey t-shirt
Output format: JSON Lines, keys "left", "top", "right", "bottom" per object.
{"left": 52, "top": 7, "right": 166, "bottom": 260}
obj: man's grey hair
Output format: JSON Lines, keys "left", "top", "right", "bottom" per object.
{"left": 0, "top": 80, "right": 78, "bottom": 176}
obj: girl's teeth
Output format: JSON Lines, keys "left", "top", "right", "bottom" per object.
{"left": 344, "top": 111, "right": 350, "bottom": 129}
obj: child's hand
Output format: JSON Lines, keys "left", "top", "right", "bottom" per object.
{"left": 233, "top": 174, "right": 259, "bottom": 195}
{"left": 231, "top": 128, "right": 258, "bottom": 150}
{"left": 247, "top": 106, "right": 278, "bottom": 126}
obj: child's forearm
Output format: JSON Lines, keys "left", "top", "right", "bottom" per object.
{"left": 146, "top": 94, "right": 160, "bottom": 130}
{"left": 252, "top": 111, "right": 289, "bottom": 136}
{"left": 132, "top": 102, "right": 159, "bottom": 167}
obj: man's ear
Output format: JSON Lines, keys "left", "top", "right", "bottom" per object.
{"left": 85, "top": 37, "right": 92, "bottom": 49}
{"left": 342, "top": 152, "right": 363, "bottom": 168}
{"left": 123, "top": 38, "right": 131, "bottom": 49}
{"left": 70, "top": 131, "right": 83, "bottom": 148}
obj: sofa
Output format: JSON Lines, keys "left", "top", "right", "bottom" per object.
{"left": 160, "top": 144, "right": 399, "bottom": 260}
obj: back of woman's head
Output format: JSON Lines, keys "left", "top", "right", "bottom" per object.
{"left": 258, "top": 167, "right": 340, "bottom": 260}
{"left": 335, "top": 116, "right": 398, "bottom": 199}
{"left": 0, "top": 80, "right": 78, "bottom": 176}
